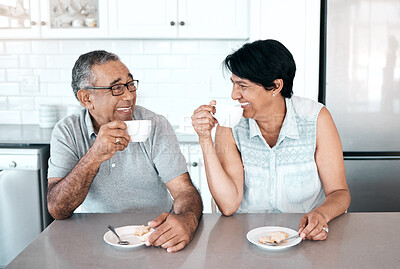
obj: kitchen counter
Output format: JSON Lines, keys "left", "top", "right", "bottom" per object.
{"left": 6, "top": 212, "right": 400, "bottom": 268}
{"left": 0, "top": 124, "right": 199, "bottom": 144}
{"left": 0, "top": 125, "right": 53, "bottom": 144}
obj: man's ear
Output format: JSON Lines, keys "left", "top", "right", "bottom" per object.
{"left": 77, "top": 89, "right": 94, "bottom": 110}
{"left": 272, "top": 79, "right": 284, "bottom": 95}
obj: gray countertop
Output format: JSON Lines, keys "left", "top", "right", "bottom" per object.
{"left": 6, "top": 212, "right": 400, "bottom": 268}
{"left": 0, "top": 124, "right": 199, "bottom": 145}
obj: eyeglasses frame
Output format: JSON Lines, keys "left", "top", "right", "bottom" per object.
{"left": 83, "top": 79, "right": 139, "bottom": 96}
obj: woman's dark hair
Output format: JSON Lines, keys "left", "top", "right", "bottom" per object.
{"left": 223, "top": 39, "right": 295, "bottom": 98}
{"left": 71, "top": 50, "right": 119, "bottom": 101}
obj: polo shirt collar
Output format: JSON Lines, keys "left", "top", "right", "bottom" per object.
{"left": 84, "top": 109, "right": 97, "bottom": 140}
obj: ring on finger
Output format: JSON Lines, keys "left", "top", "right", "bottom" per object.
{"left": 115, "top": 138, "right": 120, "bottom": 144}
{"left": 322, "top": 227, "right": 329, "bottom": 234}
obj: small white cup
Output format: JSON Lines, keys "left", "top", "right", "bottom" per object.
{"left": 213, "top": 103, "right": 243, "bottom": 128}
{"left": 124, "top": 120, "right": 151, "bottom": 142}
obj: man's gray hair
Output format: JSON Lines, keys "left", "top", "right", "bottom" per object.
{"left": 71, "top": 50, "right": 120, "bottom": 100}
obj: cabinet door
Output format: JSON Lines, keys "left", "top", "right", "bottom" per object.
{"left": 0, "top": 0, "right": 41, "bottom": 39}
{"left": 40, "top": 0, "right": 108, "bottom": 39}
{"left": 188, "top": 144, "right": 214, "bottom": 213}
{"left": 178, "top": 0, "right": 249, "bottom": 39}
{"left": 108, "top": 0, "right": 178, "bottom": 38}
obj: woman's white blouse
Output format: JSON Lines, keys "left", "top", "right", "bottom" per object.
{"left": 232, "top": 96, "right": 326, "bottom": 213}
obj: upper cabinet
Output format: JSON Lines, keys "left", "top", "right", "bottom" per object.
{"left": 0, "top": 0, "right": 108, "bottom": 39}
{"left": 0, "top": 0, "right": 41, "bottom": 38}
{"left": 0, "top": 0, "right": 249, "bottom": 39}
{"left": 108, "top": 0, "right": 249, "bottom": 39}
{"left": 40, "top": 0, "right": 108, "bottom": 38}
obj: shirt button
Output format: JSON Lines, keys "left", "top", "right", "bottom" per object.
{"left": 111, "top": 163, "right": 116, "bottom": 168}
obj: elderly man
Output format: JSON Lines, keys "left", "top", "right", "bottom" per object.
{"left": 47, "top": 50, "right": 203, "bottom": 253}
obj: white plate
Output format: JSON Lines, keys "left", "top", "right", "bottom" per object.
{"left": 247, "top": 226, "right": 302, "bottom": 250}
{"left": 103, "top": 225, "right": 153, "bottom": 249}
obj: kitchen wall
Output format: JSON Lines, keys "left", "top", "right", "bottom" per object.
{"left": 0, "top": 39, "right": 248, "bottom": 127}
{"left": 0, "top": 0, "right": 320, "bottom": 128}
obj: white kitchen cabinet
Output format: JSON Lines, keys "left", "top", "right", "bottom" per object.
{"left": 0, "top": 0, "right": 108, "bottom": 39}
{"left": 108, "top": 0, "right": 249, "bottom": 39}
{"left": 0, "top": 0, "right": 41, "bottom": 39}
{"left": 40, "top": 0, "right": 108, "bottom": 39}
{"left": 180, "top": 143, "right": 214, "bottom": 213}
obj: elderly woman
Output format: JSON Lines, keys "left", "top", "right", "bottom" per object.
{"left": 191, "top": 39, "right": 351, "bottom": 241}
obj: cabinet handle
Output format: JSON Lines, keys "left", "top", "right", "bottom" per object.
{"left": 179, "top": 21, "right": 185, "bottom": 26}
{"left": 192, "top": 162, "right": 198, "bottom": 167}
{"left": 41, "top": 21, "right": 46, "bottom": 26}
{"left": 170, "top": 21, "right": 176, "bottom": 26}
{"left": 31, "top": 21, "right": 37, "bottom": 26}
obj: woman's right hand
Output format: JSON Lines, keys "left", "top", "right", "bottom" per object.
{"left": 191, "top": 100, "right": 218, "bottom": 142}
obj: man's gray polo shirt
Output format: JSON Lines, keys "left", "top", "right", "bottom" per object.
{"left": 48, "top": 105, "right": 188, "bottom": 214}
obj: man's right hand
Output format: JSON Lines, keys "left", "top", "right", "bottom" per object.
{"left": 89, "top": 120, "right": 131, "bottom": 162}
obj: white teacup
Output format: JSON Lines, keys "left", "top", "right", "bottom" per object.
{"left": 124, "top": 120, "right": 151, "bottom": 142}
{"left": 213, "top": 103, "right": 243, "bottom": 128}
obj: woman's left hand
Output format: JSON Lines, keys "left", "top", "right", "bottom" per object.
{"left": 298, "top": 210, "right": 329, "bottom": 241}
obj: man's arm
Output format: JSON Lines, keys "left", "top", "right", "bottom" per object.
{"left": 146, "top": 172, "right": 203, "bottom": 252}
{"left": 47, "top": 151, "right": 102, "bottom": 220}
{"left": 48, "top": 120, "right": 131, "bottom": 219}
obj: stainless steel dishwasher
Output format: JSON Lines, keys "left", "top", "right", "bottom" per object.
{"left": 0, "top": 144, "right": 52, "bottom": 268}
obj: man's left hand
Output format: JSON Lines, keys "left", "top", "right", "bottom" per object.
{"left": 146, "top": 212, "right": 198, "bottom": 252}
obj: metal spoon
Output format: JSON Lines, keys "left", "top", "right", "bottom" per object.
{"left": 265, "top": 234, "right": 300, "bottom": 246}
{"left": 107, "top": 225, "right": 129, "bottom": 245}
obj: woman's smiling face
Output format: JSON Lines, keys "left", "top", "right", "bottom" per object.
{"left": 230, "top": 74, "right": 275, "bottom": 120}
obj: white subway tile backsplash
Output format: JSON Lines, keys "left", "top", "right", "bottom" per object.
{"left": 0, "top": 97, "right": 7, "bottom": 110}
{"left": 20, "top": 55, "right": 47, "bottom": 68}
{"left": 46, "top": 83, "right": 74, "bottom": 97}
{"left": 5, "top": 41, "right": 31, "bottom": 54}
{"left": 0, "top": 110, "right": 22, "bottom": 124}
{"left": 59, "top": 69, "right": 72, "bottom": 83}
{"left": 142, "top": 69, "right": 171, "bottom": 83}
{"left": 187, "top": 55, "right": 223, "bottom": 69}
{"left": 127, "top": 55, "right": 157, "bottom": 69}
{"left": 46, "top": 55, "right": 76, "bottom": 69}
{"left": 157, "top": 83, "right": 184, "bottom": 98}
{"left": 0, "top": 69, "right": 5, "bottom": 82}
{"left": 0, "top": 56, "right": 19, "bottom": 68}
{"left": 34, "top": 97, "right": 67, "bottom": 110}
{"left": 60, "top": 40, "right": 90, "bottom": 54}
{"left": 8, "top": 97, "right": 35, "bottom": 110}
{"left": 22, "top": 110, "right": 39, "bottom": 124}
{"left": 137, "top": 83, "right": 158, "bottom": 98}
{"left": 171, "top": 41, "right": 200, "bottom": 54}
{"left": 33, "top": 69, "right": 60, "bottom": 83}
{"left": 170, "top": 69, "right": 206, "bottom": 84}
{"left": 6, "top": 69, "right": 33, "bottom": 82}
{"left": 199, "top": 41, "right": 230, "bottom": 55}
{"left": 0, "top": 39, "right": 238, "bottom": 125}
{"left": 158, "top": 55, "right": 186, "bottom": 68}
{"left": 229, "top": 40, "right": 248, "bottom": 51}
{"left": 0, "top": 83, "right": 20, "bottom": 96}
{"left": 32, "top": 40, "right": 60, "bottom": 54}
{"left": 143, "top": 41, "right": 171, "bottom": 54}
{"left": 113, "top": 40, "right": 143, "bottom": 54}
{"left": 87, "top": 40, "right": 114, "bottom": 52}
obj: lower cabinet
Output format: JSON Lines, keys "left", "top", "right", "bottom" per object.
{"left": 179, "top": 143, "right": 215, "bottom": 213}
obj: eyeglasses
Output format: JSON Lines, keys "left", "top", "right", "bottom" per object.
{"left": 84, "top": 80, "right": 139, "bottom": 96}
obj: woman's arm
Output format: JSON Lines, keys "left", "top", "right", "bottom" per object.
{"left": 298, "top": 107, "right": 351, "bottom": 240}
{"left": 191, "top": 101, "right": 244, "bottom": 216}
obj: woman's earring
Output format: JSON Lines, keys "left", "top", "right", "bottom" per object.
{"left": 272, "top": 93, "right": 275, "bottom": 97}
